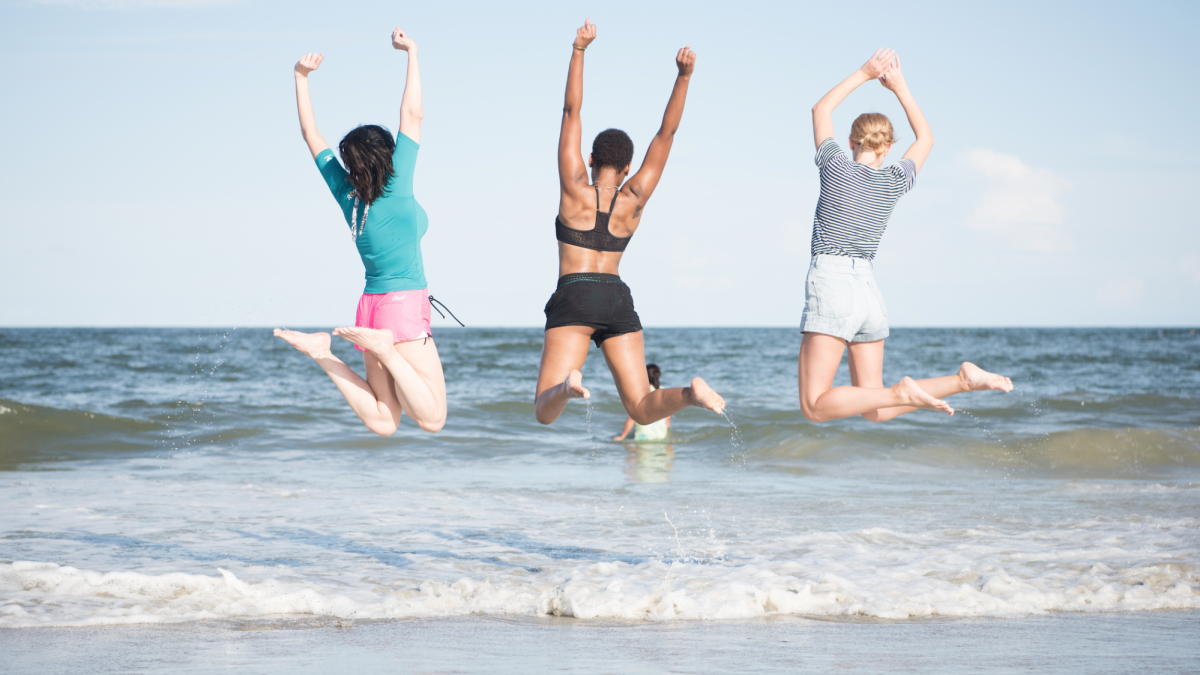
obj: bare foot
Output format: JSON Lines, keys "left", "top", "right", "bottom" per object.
{"left": 894, "top": 376, "right": 953, "bottom": 415}
{"left": 274, "top": 329, "right": 333, "bottom": 359}
{"left": 958, "top": 362, "right": 1014, "bottom": 393}
{"left": 333, "top": 326, "right": 396, "bottom": 356}
{"left": 687, "top": 378, "right": 726, "bottom": 415}
{"left": 563, "top": 369, "right": 590, "bottom": 399}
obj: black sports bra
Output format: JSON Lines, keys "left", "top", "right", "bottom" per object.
{"left": 555, "top": 187, "right": 632, "bottom": 253}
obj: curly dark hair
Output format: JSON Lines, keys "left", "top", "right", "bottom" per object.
{"left": 339, "top": 125, "right": 395, "bottom": 205}
{"left": 592, "top": 128, "right": 634, "bottom": 173}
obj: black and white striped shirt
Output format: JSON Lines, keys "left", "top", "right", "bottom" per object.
{"left": 810, "top": 138, "right": 916, "bottom": 260}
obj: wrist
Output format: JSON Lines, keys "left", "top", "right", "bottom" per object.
{"left": 294, "top": 70, "right": 309, "bottom": 80}
{"left": 573, "top": 42, "right": 587, "bottom": 51}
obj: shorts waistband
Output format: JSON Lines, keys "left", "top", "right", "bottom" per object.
{"left": 557, "top": 272, "right": 624, "bottom": 288}
{"left": 811, "top": 254, "right": 874, "bottom": 273}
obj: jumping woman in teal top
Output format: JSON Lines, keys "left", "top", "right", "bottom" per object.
{"left": 275, "top": 27, "right": 448, "bottom": 436}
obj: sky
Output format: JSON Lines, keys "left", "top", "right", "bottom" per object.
{"left": 1, "top": 0, "right": 1197, "bottom": 328}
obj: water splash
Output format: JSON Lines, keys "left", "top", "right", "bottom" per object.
{"left": 584, "top": 396, "right": 596, "bottom": 460}
{"left": 720, "top": 409, "right": 746, "bottom": 467}
{"left": 663, "top": 510, "right": 684, "bottom": 561}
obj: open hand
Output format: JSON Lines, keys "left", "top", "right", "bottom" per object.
{"left": 861, "top": 48, "right": 895, "bottom": 80}
{"left": 879, "top": 54, "right": 907, "bottom": 92}
{"left": 612, "top": 435, "right": 625, "bottom": 441}
{"left": 574, "top": 18, "right": 596, "bottom": 49}
{"left": 392, "top": 27, "right": 417, "bottom": 52}
{"left": 295, "top": 53, "right": 324, "bottom": 76}
{"left": 676, "top": 46, "right": 696, "bottom": 76}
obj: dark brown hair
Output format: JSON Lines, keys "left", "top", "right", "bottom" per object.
{"left": 339, "top": 125, "right": 395, "bottom": 205}
{"left": 646, "top": 363, "right": 661, "bottom": 389}
{"left": 592, "top": 128, "right": 634, "bottom": 172}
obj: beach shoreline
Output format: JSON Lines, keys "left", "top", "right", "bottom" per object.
{"left": 5, "top": 611, "right": 1198, "bottom": 674}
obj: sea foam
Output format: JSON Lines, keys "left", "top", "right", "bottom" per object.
{"left": 3, "top": 557, "right": 1196, "bottom": 628}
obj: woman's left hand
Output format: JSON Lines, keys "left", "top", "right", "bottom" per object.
{"left": 392, "top": 27, "right": 417, "bottom": 52}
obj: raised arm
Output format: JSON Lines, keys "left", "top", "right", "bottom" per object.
{"left": 294, "top": 53, "right": 330, "bottom": 159}
{"left": 623, "top": 46, "right": 696, "bottom": 205}
{"left": 392, "top": 28, "right": 422, "bottom": 144}
{"left": 879, "top": 56, "right": 934, "bottom": 173}
{"left": 811, "top": 48, "right": 895, "bottom": 151}
{"left": 559, "top": 19, "right": 596, "bottom": 192}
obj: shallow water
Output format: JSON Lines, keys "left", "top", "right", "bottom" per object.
{"left": 1, "top": 327, "right": 1198, "bottom": 630}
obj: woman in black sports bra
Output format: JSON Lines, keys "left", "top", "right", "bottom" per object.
{"left": 534, "top": 18, "right": 726, "bottom": 426}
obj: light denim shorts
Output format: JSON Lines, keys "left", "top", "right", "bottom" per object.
{"left": 799, "top": 255, "right": 889, "bottom": 343}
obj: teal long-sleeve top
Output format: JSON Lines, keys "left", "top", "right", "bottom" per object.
{"left": 315, "top": 132, "right": 428, "bottom": 294}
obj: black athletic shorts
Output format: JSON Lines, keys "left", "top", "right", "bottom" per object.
{"left": 544, "top": 273, "right": 643, "bottom": 346}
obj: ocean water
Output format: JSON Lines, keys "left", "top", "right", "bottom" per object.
{"left": 1, "top": 327, "right": 1198, "bottom": 662}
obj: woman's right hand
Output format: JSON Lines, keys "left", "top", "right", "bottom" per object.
{"left": 392, "top": 27, "right": 417, "bottom": 52}
{"left": 879, "top": 54, "right": 907, "bottom": 92}
{"left": 860, "top": 48, "right": 895, "bottom": 80}
{"left": 574, "top": 18, "right": 596, "bottom": 49}
{"left": 676, "top": 46, "right": 696, "bottom": 77}
{"left": 295, "top": 53, "right": 323, "bottom": 77}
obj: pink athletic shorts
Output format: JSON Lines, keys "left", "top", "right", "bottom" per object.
{"left": 353, "top": 289, "right": 432, "bottom": 351}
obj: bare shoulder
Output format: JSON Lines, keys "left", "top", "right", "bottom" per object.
{"left": 557, "top": 182, "right": 596, "bottom": 228}
{"left": 608, "top": 188, "right": 644, "bottom": 237}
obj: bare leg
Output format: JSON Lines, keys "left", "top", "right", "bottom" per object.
{"left": 534, "top": 326, "right": 594, "bottom": 425}
{"left": 600, "top": 331, "right": 725, "bottom": 423}
{"left": 332, "top": 327, "right": 446, "bottom": 433}
{"left": 798, "top": 332, "right": 952, "bottom": 422}
{"left": 847, "top": 341, "right": 1014, "bottom": 422}
{"left": 274, "top": 329, "right": 402, "bottom": 436}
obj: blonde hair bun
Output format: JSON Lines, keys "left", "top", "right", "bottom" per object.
{"left": 849, "top": 113, "right": 897, "bottom": 155}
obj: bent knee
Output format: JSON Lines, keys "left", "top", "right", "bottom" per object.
{"left": 799, "top": 403, "right": 829, "bottom": 423}
{"left": 366, "top": 421, "right": 398, "bottom": 437}
{"left": 418, "top": 417, "right": 446, "bottom": 433}
{"left": 629, "top": 411, "right": 657, "bottom": 426}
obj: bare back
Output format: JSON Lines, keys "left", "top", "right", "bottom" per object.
{"left": 556, "top": 185, "right": 642, "bottom": 277}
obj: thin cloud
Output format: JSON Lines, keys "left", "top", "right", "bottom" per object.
{"left": 1095, "top": 278, "right": 1144, "bottom": 308}
{"left": 961, "top": 149, "right": 1072, "bottom": 253}
{"left": 35, "top": 0, "right": 240, "bottom": 8}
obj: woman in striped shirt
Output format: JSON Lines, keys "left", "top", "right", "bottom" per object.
{"left": 799, "top": 49, "right": 1013, "bottom": 422}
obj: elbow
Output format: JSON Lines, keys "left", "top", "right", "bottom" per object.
{"left": 403, "top": 108, "right": 423, "bottom": 122}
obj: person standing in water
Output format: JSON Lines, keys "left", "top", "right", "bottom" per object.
{"left": 799, "top": 49, "right": 1013, "bottom": 423}
{"left": 275, "top": 28, "right": 448, "bottom": 436}
{"left": 612, "top": 364, "right": 671, "bottom": 442}
{"left": 535, "top": 18, "right": 725, "bottom": 427}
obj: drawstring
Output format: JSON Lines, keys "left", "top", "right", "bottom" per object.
{"left": 350, "top": 198, "right": 369, "bottom": 241}
{"left": 428, "top": 295, "right": 464, "bottom": 326}
{"left": 425, "top": 295, "right": 463, "bottom": 345}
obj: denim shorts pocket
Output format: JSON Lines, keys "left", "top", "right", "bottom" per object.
{"left": 812, "top": 273, "right": 853, "bottom": 319}
{"left": 867, "top": 278, "right": 888, "bottom": 318}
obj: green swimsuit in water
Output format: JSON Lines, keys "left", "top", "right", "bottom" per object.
{"left": 315, "top": 133, "right": 428, "bottom": 294}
